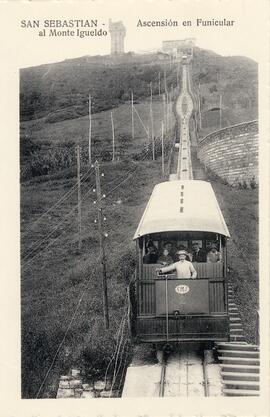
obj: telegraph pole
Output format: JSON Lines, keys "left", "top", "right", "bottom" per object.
{"left": 170, "top": 84, "right": 173, "bottom": 127}
{"left": 76, "top": 145, "right": 82, "bottom": 252}
{"left": 149, "top": 82, "right": 155, "bottom": 161}
{"left": 131, "top": 91, "right": 134, "bottom": 139}
{"left": 88, "top": 94, "right": 92, "bottom": 165}
{"left": 163, "top": 93, "right": 166, "bottom": 133}
{"left": 94, "top": 161, "right": 109, "bottom": 329}
{"left": 166, "top": 91, "right": 169, "bottom": 133}
{"left": 111, "top": 111, "right": 115, "bottom": 162}
{"left": 198, "top": 83, "right": 202, "bottom": 129}
{"left": 219, "top": 93, "right": 222, "bottom": 130}
{"left": 161, "top": 121, "right": 164, "bottom": 177}
{"left": 164, "top": 67, "right": 167, "bottom": 94}
{"left": 158, "top": 72, "right": 161, "bottom": 97}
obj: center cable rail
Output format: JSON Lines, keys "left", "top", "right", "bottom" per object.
{"left": 175, "top": 60, "right": 194, "bottom": 180}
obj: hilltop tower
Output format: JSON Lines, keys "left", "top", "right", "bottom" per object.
{"left": 109, "top": 19, "right": 126, "bottom": 55}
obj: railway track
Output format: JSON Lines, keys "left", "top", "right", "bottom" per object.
{"left": 175, "top": 59, "right": 193, "bottom": 180}
{"left": 158, "top": 346, "right": 210, "bottom": 397}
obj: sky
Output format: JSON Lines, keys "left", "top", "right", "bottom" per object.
{"left": 1, "top": 0, "right": 268, "bottom": 68}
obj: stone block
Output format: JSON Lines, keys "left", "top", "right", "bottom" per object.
{"left": 81, "top": 391, "right": 96, "bottom": 398}
{"left": 82, "top": 383, "right": 93, "bottom": 391}
{"left": 70, "top": 379, "right": 82, "bottom": 389}
{"left": 74, "top": 388, "right": 83, "bottom": 398}
{"left": 71, "top": 369, "right": 81, "bottom": 378}
{"left": 100, "top": 390, "right": 118, "bottom": 398}
{"left": 56, "top": 388, "right": 74, "bottom": 399}
{"left": 60, "top": 375, "right": 70, "bottom": 381}
{"left": 105, "top": 381, "right": 112, "bottom": 390}
{"left": 59, "top": 380, "right": 70, "bottom": 389}
{"left": 94, "top": 380, "right": 106, "bottom": 390}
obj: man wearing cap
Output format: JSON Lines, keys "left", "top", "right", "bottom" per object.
{"left": 157, "top": 250, "right": 197, "bottom": 279}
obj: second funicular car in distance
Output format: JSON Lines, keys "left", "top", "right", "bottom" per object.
{"left": 129, "top": 180, "right": 230, "bottom": 345}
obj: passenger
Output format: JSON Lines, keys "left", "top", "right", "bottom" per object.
{"left": 157, "top": 248, "right": 174, "bottom": 266}
{"left": 143, "top": 242, "right": 158, "bottom": 264}
{"left": 191, "top": 242, "right": 206, "bottom": 263}
{"left": 175, "top": 244, "right": 191, "bottom": 262}
{"left": 157, "top": 250, "right": 197, "bottom": 279}
{"left": 163, "top": 241, "right": 175, "bottom": 257}
{"left": 207, "top": 244, "right": 221, "bottom": 263}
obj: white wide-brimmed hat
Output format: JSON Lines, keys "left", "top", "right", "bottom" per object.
{"left": 177, "top": 250, "right": 188, "bottom": 256}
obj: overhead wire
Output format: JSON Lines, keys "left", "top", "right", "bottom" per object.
{"left": 22, "top": 165, "right": 95, "bottom": 237}
{"left": 22, "top": 170, "right": 98, "bottom": 259}
{"left": 22, "top": 182, "right": 97, "bottom": 268}
{"left": 35, "top": 259, "right": 101, "bottom": 399}
{"left": 23, "top": 92, "right": 172, "bottom": 266}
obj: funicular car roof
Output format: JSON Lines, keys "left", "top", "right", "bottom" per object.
{"left": 133, "top": 180, "right": 230, "bottom": 239}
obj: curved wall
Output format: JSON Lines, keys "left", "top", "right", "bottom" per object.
{"left": 197, "top": 120, "right": 258, "bottom": 185}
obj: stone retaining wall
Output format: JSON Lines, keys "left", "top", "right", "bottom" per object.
{"left": 197, "top": 120, "right": 258, "bottom": 185}
{"left": 56, "top": 368, "right": 118, "bottom": 399}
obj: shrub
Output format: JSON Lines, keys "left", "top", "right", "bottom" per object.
{"left": 20, "top": 135, "right": 41, "bottom": 158}
{"left": 250, "top": 176, "right": 257, "bottom": 189}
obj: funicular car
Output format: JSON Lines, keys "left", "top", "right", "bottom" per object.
{"left": 130, "top": 180, "right": 230, "bottom": 344}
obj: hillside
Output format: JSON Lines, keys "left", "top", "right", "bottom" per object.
{"left": 20, "top": 48, "right": 257, "bottom": 129}
{"left": 20, "top": 53, "right": 174, "bottom": 122}
{"left": 20, "top": 48, "right": 258, "bottom": 183}
{"left": 191, "top": 48, "right": 258, "bottom": 136}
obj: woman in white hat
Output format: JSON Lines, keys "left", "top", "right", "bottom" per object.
{"left": 157, "top": 250, "right": 197, "bottom": 279}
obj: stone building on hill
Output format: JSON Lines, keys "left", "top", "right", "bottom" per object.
{"left": 162, "top": 38, "right": 195, "bottom": 59}
{"left": 109, "top": 19, "right": 126, "bottom": 55}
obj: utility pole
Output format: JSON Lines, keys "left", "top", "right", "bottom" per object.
{"left": 94, "top": 161, "right": 109, "bottom": 329}
{"left": 76, "top": 145, "right": 82, "bottom": 252}
{"left": 158, "top": 72, "right": 161, "bottom": 97}
{"left": 170, "top": 84, "right": 173, "bottom": 126}
{"left": 161, "top": 121, "right": 164, "bottom": 177}
{"left": 166, "top": 91, "right": 170, "bottom": 133}
{"left": 111, "top": 111, "right": 115, "bottom": 162}
{"left": 198, "top": 83, "right": 202, "bottom": 129}
{"left": 147, "top": 126, "right": 150, "bottom": 145}
{"left": 131, "top": 91, "right": 134, "bottom": 139}
{"left": 88, "top": 94, "right": 92, "bottom": 165}
{"left": 149, "top": 82, "right": 155, "bottom": 161}
{"left": 163, "top": 93, "right": 166, "bottom": 133}
{"left": 164, "top": 67, "right": 167, "bottom": 94}
{"left": 219, "top": 93, "right": 222, "bottom": 130}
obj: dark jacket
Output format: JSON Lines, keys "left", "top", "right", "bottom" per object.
{"left": 143, "top": 252, "right": 158, "bottom": 264}
{"left": 192, "top": 249, "right": 206, "bottom": 262}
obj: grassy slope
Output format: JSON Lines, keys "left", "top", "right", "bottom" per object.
{"left": 21, "top": 87, "right": 172, "bottom": 397}
{"left": 21, "top": 159, "right": 166, "bottom": 398}
{"left": 21, "top": 97, "right": 165, "bottom": 146}
{"left": 212, "top": 182, "right": 258, "bottom": 343}
{"left": 20, "top": 55, "right": 172, "bottom": 122}
{"left": 191, "top": 49, "right": 258, "bottom": 137}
